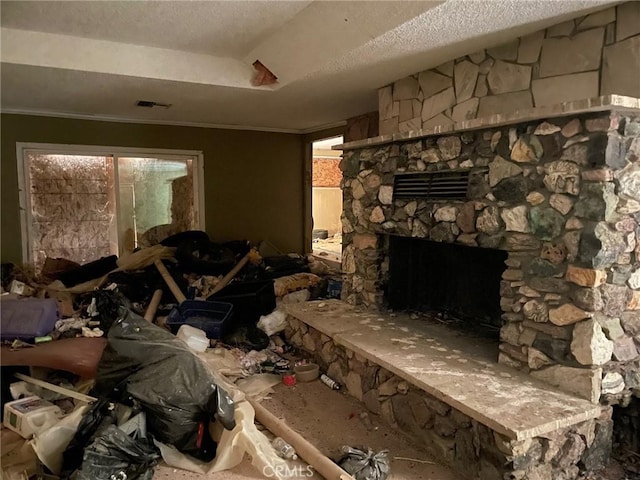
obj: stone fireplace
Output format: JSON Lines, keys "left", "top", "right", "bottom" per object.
{"left": 339, "top": 97, "right": 640, "bottom": 406}
{"left": 282, "top": 5, "right": 640, "bottom": 477}
{"left": 281, "top": 98, "right": 635, "bottom": 479}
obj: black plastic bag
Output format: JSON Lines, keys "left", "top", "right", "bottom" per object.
{"left": 58, "top": 255, "right": 118, "bottom": 287}
{"left": 338, "top": 446, "right": 390, "bottom": 480}
{"left": 93, "top": 307, "right": 236, "bottom": 458}
{"left": 61, "top": 398, "right": 119, "bottom": 476}
{"left": 160, "top": 230, "right": 210, "bottom": 247}
{"left": 107, "top": 270, "right": 158, "bottom": 303}
{"left": 261, "top": 255, "right": 309, "bottom": 279}
{"left": 76, "top": 289, "right": 128, "bottom": 332}
{"left": 76, "top": 420, "right": 159, "bottom": 480}
{"left": 175, "top": 238, "right": 236, "bottom": 275}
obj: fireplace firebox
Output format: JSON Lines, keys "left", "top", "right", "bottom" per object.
{"left": 387, "top": 236, "right": 507, "bottom": 336}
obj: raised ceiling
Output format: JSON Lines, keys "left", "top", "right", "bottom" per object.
{"left": 1, "top": 0, "right": 616, "bottom": 132}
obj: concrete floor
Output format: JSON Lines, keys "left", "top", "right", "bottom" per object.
{"left": 153, "top": 380, "right": 458, "bottom": 480}
{"left": 312, "top": 236, "right": 342, "bottom": 264}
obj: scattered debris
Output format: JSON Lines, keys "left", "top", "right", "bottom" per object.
{"left": 3, "top": 396, "right": 63, "bottom": 439}
{"left": 320, "top": 374, "right": 341, "bottom": 390}
{"left": 338, "top": 445, "right": 390, "bottom": 480}
{"left": 272, "top": 437, "right": 297, "bottom": 460}
{"left": 0, "top": 230, "right": 343, "bottom": 479}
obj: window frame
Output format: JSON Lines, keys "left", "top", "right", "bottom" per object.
{"left": 16, "top": 142, "right": 205, "bottom": 265}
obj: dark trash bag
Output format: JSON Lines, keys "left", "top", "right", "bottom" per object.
{"left": 160, "top": 230, "right": 210, "bottom": 248}
{"left": 93, "top": 307, "right": 236, "bottom": 457}
{"left": 175, "top": 238, "right": 236, "bottom": 275}
{"left": 338, "top": 446, "right": 390, "bottom": 480}
{"left": 61, "top": 398, "right": 120, "bottom": 476}
{"left": 76, "top": 423, "right": 159, "bottom": 480}
{"left": 76, "top": 289, "right": 128, "bottom": 333}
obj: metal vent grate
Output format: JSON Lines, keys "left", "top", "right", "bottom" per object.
{"left": 393, "top": 170, "right": 471, "bottom": 200}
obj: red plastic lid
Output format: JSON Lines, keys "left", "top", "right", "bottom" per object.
{"left": 282, "top": 374, "right": 296, "bottom": 386}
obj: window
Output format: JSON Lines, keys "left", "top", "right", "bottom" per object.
{"left": 17, "top": 143, "right": 204, "bottom": 269}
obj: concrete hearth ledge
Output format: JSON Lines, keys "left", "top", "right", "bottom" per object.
{"left": 284, "top": 300, "right": 601, "bottom": 441}
{"left": 335, "top": 95, "right": 640, "bottom": 151}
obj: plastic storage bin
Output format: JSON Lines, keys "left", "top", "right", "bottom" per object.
{"left": 208, "top": 280, "right": 276, "bottom": 324}
{"left": 166, "top": 300, "right": 233, "bottom": 339}
{"left": 0, "top": 298, "right": 60, "bottom": 341}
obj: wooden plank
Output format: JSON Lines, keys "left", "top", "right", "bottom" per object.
{"left": 249, "top": 398, "right": 355, "bottom": 480}
{"left": 14, "top": 373, "right": 97, "bottom": 403}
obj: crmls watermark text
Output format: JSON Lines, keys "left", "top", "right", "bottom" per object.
{"left": 262, "top": 465, "right": 315, "bottom": 478}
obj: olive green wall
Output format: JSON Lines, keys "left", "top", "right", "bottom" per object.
{"left": 1, "top": 114, "right": 305, "bottom": 263}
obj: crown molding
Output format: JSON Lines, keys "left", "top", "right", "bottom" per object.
{"left": 1, "top": 108, "right": 307, "bottom": 134}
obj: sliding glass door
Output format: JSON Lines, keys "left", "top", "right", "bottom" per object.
{"left": 18, "top": 144, "right": 203, "bottom": 271}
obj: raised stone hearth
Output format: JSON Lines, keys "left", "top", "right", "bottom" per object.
{"left": 284, "top": 301, "right": 607, "bottom": 480}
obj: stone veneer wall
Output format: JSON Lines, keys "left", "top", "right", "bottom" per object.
{"left": 339, "top": 111, "right": 640, "bottom": 404}
{"left": 285, "top": 317, "right": 612, "bottom": 480}
{"left": 378, "top": 3, "right": 640, "bottom": 136}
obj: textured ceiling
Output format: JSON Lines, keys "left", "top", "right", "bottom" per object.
{"left": 0, "top": 1, "right": 313, "bottom": 57}
{"left": 1, "top": 0, "right": 617, "bottom": 132}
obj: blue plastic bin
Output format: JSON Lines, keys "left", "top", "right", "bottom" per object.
{"left": 1, "top": 298, "right": 60, "bottom": 341}
{"left": 166, "top": 300, "right": 233, "bottom": 339}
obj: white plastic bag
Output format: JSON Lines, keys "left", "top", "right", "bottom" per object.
{"left": 257, "top": 309, "right": 288, "bottom": 336}
{"left": 30, "top": 405, "right": 89, "bottom": 474}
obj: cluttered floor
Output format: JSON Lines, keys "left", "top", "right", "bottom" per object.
{"left": 2, "top": 230, "right": 638, "bottom": 480}
{"left": 0, "top": 231, "right": 454, "bottom": 480}
{"left": 151, "top": 381, "right": 458, "bottom": 480}
{"left": 312, "top": 235, "right": 342, "bottom": 265}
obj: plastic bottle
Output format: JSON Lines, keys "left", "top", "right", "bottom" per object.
{"left": 320, "top": 373, "right": 341, "bottom": 390}
{"left": 3, "top": 396, "right": 62, "bottom": 439}
{"left": 272, "top": 437, "right": 298, "bottom": 460}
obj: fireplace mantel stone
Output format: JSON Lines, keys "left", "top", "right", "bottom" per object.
{"left": 335, "top": 95, "right": 640, "bottom": 151}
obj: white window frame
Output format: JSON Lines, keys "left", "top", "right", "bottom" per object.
{"left": 16, "top": 142, "right": 206, "bottom": 265}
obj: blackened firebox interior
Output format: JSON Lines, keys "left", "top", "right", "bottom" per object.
{"left": 387, "top": 236, "right": 507, "bottom": 338}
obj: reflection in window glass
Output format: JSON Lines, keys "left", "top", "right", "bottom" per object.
{"left": 117, "top": 157, "right": 194, "bottom": 250}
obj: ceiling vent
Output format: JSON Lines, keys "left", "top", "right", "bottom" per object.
{"left": 136, "top": 100, "right": 171, "bottom": 108}
{"left": 393, "top": 170, "right": 479, "bottom": 201}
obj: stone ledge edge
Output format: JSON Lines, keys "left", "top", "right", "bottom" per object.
{"left": 335, "top": 95, "right": 640, "bottom": 151}
{"left": 334, "top": 333, "right": 601, "bottom": 441}
{"left": 284, "top": 304, "right": 602, "bottom": 441}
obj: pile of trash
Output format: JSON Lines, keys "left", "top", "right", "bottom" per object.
{"left": 0, "top": 231, "right": 348, "bottom": 480}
